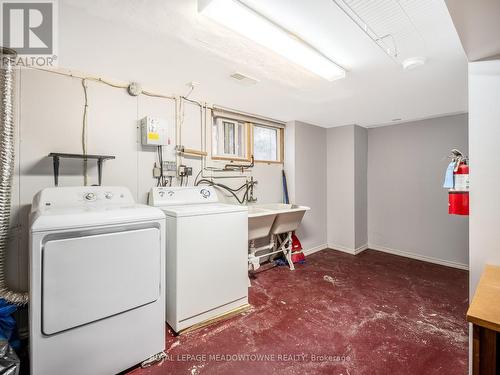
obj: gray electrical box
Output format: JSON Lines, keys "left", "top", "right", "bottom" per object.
{"left": 140, "top": 116, "right": 173, "bottom": 146}
{"left": 162, "top": 161, "right": 177, "bottom": 177}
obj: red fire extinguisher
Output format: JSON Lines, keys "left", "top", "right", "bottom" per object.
{"left": 446, "top": 149, "right": 469, "bottom": 216}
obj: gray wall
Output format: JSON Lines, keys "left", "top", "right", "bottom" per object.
{"left": 367, "top": 113, "right": 469, "bottom": 268}
{"left": 326, "top": 125, "right": 368, "bottom": 252}
{"left": 354, "top": 126, "right": 368, "bottom": 248}
{"left": 284, "top": 122, "right": 296, "bottom": 207}
{"left": 285, "top": 121, "right": 327, "bottom": 252}
{"left": 327, "top": 126, "right": 355, "bottom": 250}
{"left": 469, "top": 60, "right": 500, "bottom": 293}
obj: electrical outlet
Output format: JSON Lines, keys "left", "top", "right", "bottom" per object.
{"left": 178, "top": 165, "right": 193, "bottom": 177}
{"left": 178, "top": 165, "right": 187, "bottom": 177}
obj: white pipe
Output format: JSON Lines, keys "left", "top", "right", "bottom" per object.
{"left": 250, "top": 248, "right": 291, "bottom": 260}
{"left": 249, "top": 236, "right": 275, "bottom": 254}
{"left": 175, "top": 96, "right": 182, "bottom": 176}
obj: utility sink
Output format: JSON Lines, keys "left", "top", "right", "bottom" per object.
{"left": 248, "top": 206, "right": 277, "bottom": 241}
{"left": 247, "top": 203, "right": 310, "bottom": 241}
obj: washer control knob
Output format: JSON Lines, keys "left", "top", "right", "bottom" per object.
{"left": 84, "top": 192, "right": 96, "bottom": 201}
{"left": 104, "top": 192, "right": 113, "bottom": 200}
{"left": 200, "top": 188, "right": 210, "bottom": 198}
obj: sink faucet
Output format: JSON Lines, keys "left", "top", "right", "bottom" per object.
{"left": 247, "top": 177, "right": 258, "bottom": 203}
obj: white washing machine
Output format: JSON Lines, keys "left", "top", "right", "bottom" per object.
{"left": 149, "top": 186, "right": 248, "bottom": 332}
{"left": 30, "top": 186, "right": 166, "bottom": 375}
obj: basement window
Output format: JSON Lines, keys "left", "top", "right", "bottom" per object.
{"left": 212, "top": 116, "right": 284, "bottom": 163}
{"left": 212, "top": 118, "right": 249, "bottom": 161}
{"left": 253, "top": 124, "right": 283, "bottom": 163}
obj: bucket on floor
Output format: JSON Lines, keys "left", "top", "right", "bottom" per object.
{"left": 291, "top": 234, "right": 305, "bottom": 263}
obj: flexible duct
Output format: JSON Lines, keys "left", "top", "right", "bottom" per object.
{"left": 0, "top": 48, "right": 28, "bottom": 305}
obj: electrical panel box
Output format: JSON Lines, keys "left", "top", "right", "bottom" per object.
{"left": 140, "top": 116, "right": 173, "bottom": 146}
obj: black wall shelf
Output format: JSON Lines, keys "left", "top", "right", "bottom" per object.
{"left": 48, "top": 153, "right": 116, "bottom": 186}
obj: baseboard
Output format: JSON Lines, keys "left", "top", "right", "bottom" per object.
{"left": 368, "top": 244, "right": 469, "bottom": 270}
{"left": 303, "top": 243, "right": 328, "bottom": 256}
{"left": 354, "top": 244, "right": 369, "bottom": 255}
{"left": 327, "top": 243, "right": 368, "bottom": 255}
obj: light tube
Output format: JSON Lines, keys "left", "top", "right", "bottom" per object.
{"left": 198, "top": 0, "right": 346, "bottom": 81}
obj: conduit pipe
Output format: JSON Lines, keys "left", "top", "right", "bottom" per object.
{"left": 0, "top": 48, "right": 28, "bottom": 305}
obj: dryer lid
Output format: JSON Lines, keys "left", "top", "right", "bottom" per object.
{"left": 31, "top": 204, "right": 165, "bottom": 232}
{"left": 160, "top": 202, "right": 247, "bottom": 217}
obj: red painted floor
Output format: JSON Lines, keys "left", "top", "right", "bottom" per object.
{"left": 128, "top": 249, "right": 469, "bottom": 375}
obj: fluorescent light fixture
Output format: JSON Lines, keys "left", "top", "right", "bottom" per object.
{"left": 198, "top": 0, "right": 346, "bottom": 81}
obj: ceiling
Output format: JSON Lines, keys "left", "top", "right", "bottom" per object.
{"left": 445, "top": 0, "right": 500, "bottom": 62}
{"left": 60, "top": 0, "right": 468, "bottom": 128}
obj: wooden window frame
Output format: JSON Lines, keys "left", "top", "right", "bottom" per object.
{"left": 211, "top": 117, "right": 284, "bottom": 164}
{"left": 251, "top": 124, "right": 284, "bottom": 164}
{"left": 211, "top": 119, "right": 252, "bottom": 162}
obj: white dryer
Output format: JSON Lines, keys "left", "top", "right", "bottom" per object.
{"left": 149, "top": 186, "right": 248, "bottom": 333}
{"left": 30, "top": 186, "right": 166, "bottom": 375}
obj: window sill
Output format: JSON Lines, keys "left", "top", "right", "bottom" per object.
{"left": 254, "top": 160, "right": 283, "bottom": 165}
{"left": 211, "top": 155, "right": 252, "bottom": 162}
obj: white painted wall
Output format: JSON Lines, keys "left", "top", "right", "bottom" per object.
{"left": 469, "top": 60, "right": 500, "bottom": 293}
{"left": 285, "top": 121, "right": 327, "bottom": 252}
{"left": 367, "top": 114, "right": 469, "bottom": 269}
{"left": 6, "top": 68, "right": 284, "bottom": 293}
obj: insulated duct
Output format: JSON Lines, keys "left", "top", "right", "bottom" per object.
{"left": 0, "top": 48, "right": 28, "bottom": 305}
